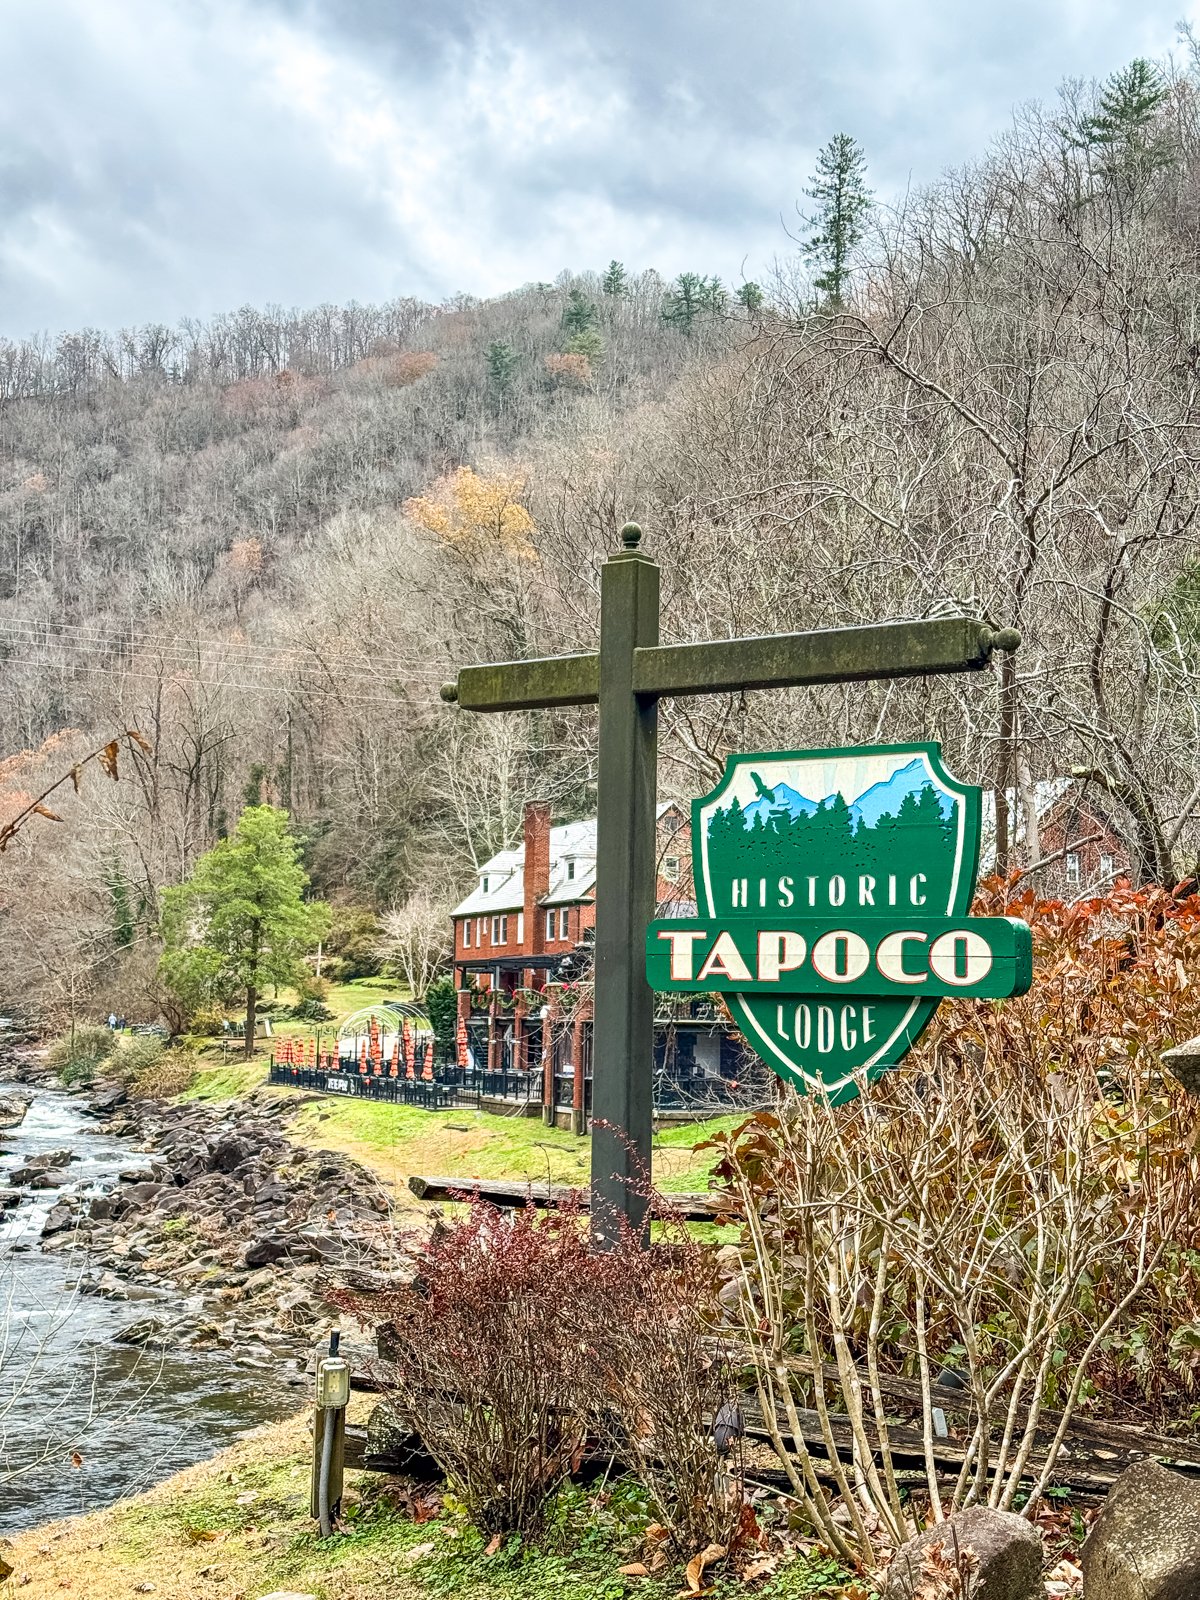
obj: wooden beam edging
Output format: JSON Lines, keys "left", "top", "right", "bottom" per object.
{"left": 407, "top": 1173, "right": 731, "bottom": 1222}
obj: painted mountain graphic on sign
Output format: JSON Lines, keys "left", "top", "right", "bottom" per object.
{"left": 741, "top": 757, "right": 953, "bottom": 831}
{"left": 742, "top": 775, "right": 820, "bottom": 825}
{"left": 847, "top": 758, "right": 955, "bottom": 828}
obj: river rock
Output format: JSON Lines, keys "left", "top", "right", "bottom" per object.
{"left": 244, "top": 1232, "right": 294, "bottom": 1267}
{"left": 115, "top": 1316, "right": 174, "bottom": 1350}
{"left": 42, "top": 1200, "right": 80, "bottom": 1238}
{"left": 28, "top": 1169, "right": 69, "bottom": 1189}
{"left": 883, "top": 1506, "right": 1042, "bottom": 1599}
{"left": 121, "top": 1181, "right": 163, "bottom": 1206}
{"left": 0, "top": 1190, "right": 21, "bottom": 1210}
{"left": 119, "top": 1163, "right": 166, "bottom": 1183}
{"left": 86, "top": 1083, "right": 128, "bottom": 1115}
{"left": 1082, "top": 1459, "right": 1200, "bottom": 1598}
{"left": 0, "top": 1092, "right": 30, "bottom": 1129}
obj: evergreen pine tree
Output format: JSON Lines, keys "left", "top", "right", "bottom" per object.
{"left": 662, "top": 272, "right": 709, "bottom": 333}
{"left": 485, "top": 340, "right": 519, "bottom": 397}
{"left": 1077, "top": 58, "right": 1173, "bottom": 181}
{"left": 601, "top": 259, "right": 628, "bottom": 297}
{"left": 561, "top": 287, "right": 598, "bottom": 334}
{"left": 803, "top": 133, "right": 873, "bottom": 305}
{"left": 736, "top": 282, "right": 765, "bottom": 314}
{"left": 159, "top": 805, "right": 328, "bottom": 1057}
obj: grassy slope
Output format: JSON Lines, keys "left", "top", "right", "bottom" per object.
{"left": 180, "top": 978, "right": 741, "bottom": 1200}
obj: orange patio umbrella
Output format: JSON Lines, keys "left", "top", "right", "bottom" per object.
{"left": 422, "top": 1035, "right": 435, "bottom": 1082}
{"left": 403, "top": 1019, "right": 416, "bottom": 1079}
{"left": 456, "top": 1016, "right": 469, "bottom": 1070}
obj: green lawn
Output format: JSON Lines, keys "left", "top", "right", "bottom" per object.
{"left": 180, "top": 972, "right": 742, "bottom": 1197}
{"left": 179, "top": 1046, "right": 740, "bottom": 1199}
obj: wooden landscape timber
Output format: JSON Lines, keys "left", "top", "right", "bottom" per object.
{"left": 407, "top": 1172, "right": 732, "bottom": 1219}
{"left": 341, "top": 1384, "right": 1200, "bottom": 1502}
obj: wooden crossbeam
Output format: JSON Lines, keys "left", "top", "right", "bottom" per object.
{"left": 632, "top": 617, "right": 1012, "bottom": 698}
{"left": 442, "top": 618, "right": 1019, "bottom": 712}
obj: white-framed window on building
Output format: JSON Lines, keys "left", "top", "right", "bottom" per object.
{"left": 560, "top": 908, "right": 571, "bottom": 941}
{"left": 545, "top": 908, "right": 557, "bottom": 942}
{"left": 566, "top": 859, "right": 575, "bottom": 881}
{"left": 1101, "top": 853, "right": 1115, "bottom": 879}
{"left": 491, "top": 915, "right": 508, "bottom": 945}
{"left": 479, "top": 917, "right": 488, "bottom": 944}
{"left": 516, "top": 912, "right": 524, "bottom": 944}
{"left": 462, "top": 919, "right": 472, "bottom": 948}
{"left": 1065, "top": 852, "right": 1081, "bottom": 888}
{"left": 663, "top": 855, "right": 680, "bottom": 882}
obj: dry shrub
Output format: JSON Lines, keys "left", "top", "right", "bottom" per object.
{"left": 352, "top": 349, "right": 438, "bottom": 385}
{"left": 705, "top": 879, "right": 1200, "bottom": 1572}
{"left": 544, "top": 351, "right": 593, "bottom": 386}
{"left": 128, "top": 1042, "right": 195, "bottom": 1098}
{"left": 566, "top": 1216, "right": 741, "bottom": 1556}
{"left": 333, "top": 1199, "right": 738, "bottom": 1548}
{"left": 335, "top": 1203, "right": 591, "bottom": 1536}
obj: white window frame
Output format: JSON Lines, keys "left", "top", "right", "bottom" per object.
{"left": 560, "top": 907, "right": 570, "bottom": 941}
{"left": 1100, "top": 853, "right": 1115, "bottom": 878}
{"left": 462, "top": 919, "right": 471, "bottom": 948}
{"left": 1065, "top": 852, "right": 1081, "bottom": 887}
{"left": 566, "top": 859, "right": 575, "bottom": 880}
{"left": 545, "top": 908, "right": 557, "bottom": 942}
{"left": 492, "top": 914, "right": 507, "bottom": 945}
{"left": 663, "top": 855, "right": 680, "bottom": 882}
{"left": 516, "top": 911, "right": 524, "bottom": 944}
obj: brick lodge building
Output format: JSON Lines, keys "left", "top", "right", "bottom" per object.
{"left": 451, "top": 801, "right": 751, "bottom": 1124}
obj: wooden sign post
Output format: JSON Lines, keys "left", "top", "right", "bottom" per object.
{"left": 442, "top": 524, "right": 1018, "bottom": 1243}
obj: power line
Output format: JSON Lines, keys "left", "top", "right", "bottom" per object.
{"left": 0, "top": 618, "right": 453, "bottom": 678}
{"left": 1, "top": 658, "right": 446, "bottom": 709}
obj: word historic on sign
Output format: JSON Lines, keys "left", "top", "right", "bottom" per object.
{"left": 647, "top": 742, "right": 1033, "bottom": 1103}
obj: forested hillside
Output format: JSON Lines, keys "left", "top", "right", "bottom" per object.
{"left": 3, "top": 52, "right": 1200, "bottom": 1024}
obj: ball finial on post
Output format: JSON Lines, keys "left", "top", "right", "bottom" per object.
{"left": 620, "top": 522, "right": 643, "bottom": 550}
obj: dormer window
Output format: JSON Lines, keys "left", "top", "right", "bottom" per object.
{"left": 566, "top": 859, "right": 575, "bottom": 881}
{"left": 481, "top": 874, "right": 489, "bottom": 894}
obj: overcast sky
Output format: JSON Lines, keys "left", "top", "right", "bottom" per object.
{"left": 0, "top": 0, "right": 1193, "bottom": 339}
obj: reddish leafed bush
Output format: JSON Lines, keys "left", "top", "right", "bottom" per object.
{"left": 333, "top": 1198, "right": 738, "bottom": 1547}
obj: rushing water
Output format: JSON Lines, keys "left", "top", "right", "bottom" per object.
{"left": 0, "top": 1080, "right": 297, "bottom": 1532}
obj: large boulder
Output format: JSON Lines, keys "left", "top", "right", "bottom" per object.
{"left": 0, "top": 1092, "right": 30, "bottom": 1130}
{"left": 87, "top": 1083, "right": 128, "bottom": 1115}
{"left": 244, "top": 1232, "right": 295, "bottom": 1268}
{"left": 1082, "top": 1460, "right": 1200, "bottom": 1599}
{"left": 41, "top": 1201, "right": 79, "bottom": 1237}
{"left": 883, "top": 1506, "right": 1042, "bottom": 1600}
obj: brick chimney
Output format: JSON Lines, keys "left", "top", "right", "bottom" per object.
{"left": 523, "top": 801, "right": 551, "bottom": 958}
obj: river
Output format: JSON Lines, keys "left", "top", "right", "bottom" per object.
{"left": 0, "top": 1080, "right": 297, "bottom": 1532}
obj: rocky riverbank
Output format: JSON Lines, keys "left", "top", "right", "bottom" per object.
{"left": 5, "top": 1057, "right": 398, "bottom": 1372}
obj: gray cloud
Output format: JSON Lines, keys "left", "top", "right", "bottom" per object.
{"left": 0, "top": 0, "right": 1190, "bottom": 338}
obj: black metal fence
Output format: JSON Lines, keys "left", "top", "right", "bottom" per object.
{"left": 268, "top": 1063, "right": 457, "bottom": 1109}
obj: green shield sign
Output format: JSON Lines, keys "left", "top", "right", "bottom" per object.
{"left": 647, "top": 742, "right": 1032, "bottom": 1103}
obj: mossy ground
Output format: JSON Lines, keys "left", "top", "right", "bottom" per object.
{"left": 4, "top": 1412, "right": 855, "bottom": 1600}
